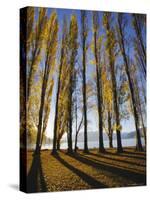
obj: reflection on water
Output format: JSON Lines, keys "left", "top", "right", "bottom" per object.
{"left": 28, "top": 138, "right": 145, "bottom": 150}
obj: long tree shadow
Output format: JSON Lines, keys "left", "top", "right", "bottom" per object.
{"left": 105, "top": 151, "right": 146, "bottom": 160}
{"left": 122, "top": 150, "right": 146, "bottom": 157}
{"left": 81, "top": 154, "right": 145, "bottom": 174}
{"left": 53, "top": 153, "right": 108, "bottom": 189}
{"left": 89, "top": 152, "right": 146, "bottom": 167}
{"left": 67, "top": 153, "right": 146, "bottom": 185}
{"left": 123, "top": 148, "right": 146, "bottom": 155}
{"left": 27, "top": 154, "right": 47, "bottom": 193}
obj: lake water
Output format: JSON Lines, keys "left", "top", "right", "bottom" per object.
{"left": 40, "top": 138, "right": 145, "bottom": 150}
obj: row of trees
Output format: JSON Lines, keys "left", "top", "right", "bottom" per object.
{"left": 20, "top": 8, "right": 146, "bottom": 155}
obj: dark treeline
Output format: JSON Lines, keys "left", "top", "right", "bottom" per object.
{"left": 20, "top": 8, "right": 146, "bottom": 155}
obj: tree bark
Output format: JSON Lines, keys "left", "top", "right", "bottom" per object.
{"left": 108, "top": 111, "right": 113, "bottom": 148}
{"left": 109, "top": 135, "right": 113, "bottom": 148}
{"left": 57, "top": 140, "right": 60, "bottom": 151}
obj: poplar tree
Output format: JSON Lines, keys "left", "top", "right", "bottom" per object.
{"left": 92, "top": 12, "right": 105, "bottom": 152}
{"left": 103, "top": 13, "right": 123, "bottom": 153}
{"left": 67, "top": 15, "right": 78, "bottom": 153}
{"left": 27, "top": 8, "right": 48, "bottom": 100}
{"left": 52, "top": 17, "right": 68, "bottom": 154}
{"left": 81, "top": 11, "right": 89, "bottom": 153}
{"left": 35, "top": 11, "right": 58, "bottom": 155}
{"left": 102, "top": 65, "right": 114, "bottom": 148}
{"left": 117, "top": 13, "right": 143, "bottom": 151}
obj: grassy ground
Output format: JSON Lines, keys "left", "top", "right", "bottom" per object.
{"left": 26, "top": 147, "right": 146, "bottom": 193}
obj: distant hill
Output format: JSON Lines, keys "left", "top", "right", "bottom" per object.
{"left": 45, "top": 128, "right": 145, "bottom": 144}
{"left": 74, "top": 128, "right": 144, "bottom": 142}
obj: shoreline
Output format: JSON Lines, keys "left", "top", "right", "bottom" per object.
{"left": 26, "top": 146, "right": 145, "bottom": 152}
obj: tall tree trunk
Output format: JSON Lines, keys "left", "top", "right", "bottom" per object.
{"left": 74, "top": 115, "right": 83, "bottom": 152}
{"left": 110, "top": 62, "right": 123, "bottom": 152}
{"left": 74, "top": 89, "right": 78, "bottom": 152}
{"left": 93, "top": 21, "right": 105, "bottom": 152}
{"left": 109, "top": 135, "right": 113, "bottom": 148}
{"left": 118, "top": 14, "right": 143, "bottom": 151}
{"left": 82, "top": 27, "right": 88, "bottom": 153}
{"left": 39, "top": 130, "right": 44, "bottom": 150}
{"left": 108, "top": 111, "right": 113, "bottom": 148}
{"left": 134, "top": 75, "right": 146, "bottom": 148}
{"left": 57, "top": 139, "right": 60, "bottom": 151}
{"left": 34, "top": 73, "right": 47, "bottom": 155}
{"left": 81, "top": 11, "right": 89, "bottom": 153}
{"left": 68, "top": 77, "right": 73, "bottom": 153}
{"left": 74, "top": 132, "right": 78, "bottom": 152}
{"left": 140, "top": 111, "right": 146, "bottom": 148}
{"left": 67, "top": 67, "right": 73, "bottom": 153}
{"left": 52, "top": 49, "right": 64, "bottom": 154}
{"left": 139, "top": 74, "right": 146, "bottom": 105}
